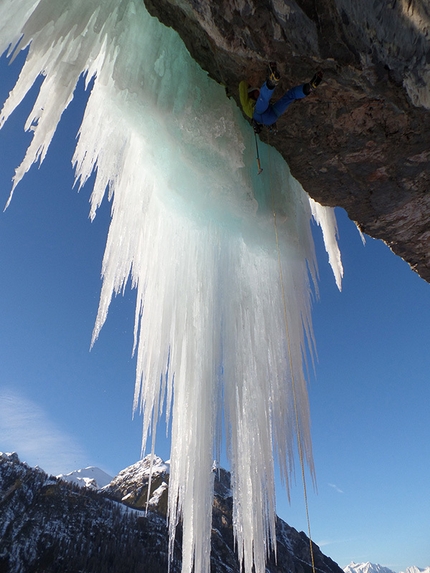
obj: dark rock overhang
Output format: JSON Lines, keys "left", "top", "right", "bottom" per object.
{"left": 143, "top": 0, "right": 430, "bottom": 281}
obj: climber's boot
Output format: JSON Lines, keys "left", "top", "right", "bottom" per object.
{"left": 303, "top": 70, "right": 323, "bottom": 94}
{"left": 310, "top": 70, "right": 323, "bottom": 89}
{"left": 267, "top": 62, "right": 281, "bottom": 89}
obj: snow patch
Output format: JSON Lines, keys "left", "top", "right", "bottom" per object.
{"left": 148, "top": 481, "right": 168, "bottom": 506}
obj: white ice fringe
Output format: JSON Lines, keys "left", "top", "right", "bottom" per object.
{"left": 0, "top": 2, "right": 342, "bottom": 573}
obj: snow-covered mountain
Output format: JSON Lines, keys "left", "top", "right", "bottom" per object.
{"left": 57, "top": 466, "right": 113, "bottom": 489}
{"left": 1, "top": 451, "right": 344, "bottom": 573}
{"left": 401, "top": 568, "right": 430, "bottom": 573}
{"left": 344, "top": 562, "right": 397, "bottom": 573}
{"left": 344, "top": 562, "right": 430, "bottom": 573}
{"left": 0, "top": 451, "right": 173, "bottom": 573}
{"left": 103, "top": 455, "right": 170, "bottom": 509}
{"left": 57, "top": 455, "right": 169, "bottom": 492}
{"left": 105, "top": 454, "right": 170, "bottom": 490}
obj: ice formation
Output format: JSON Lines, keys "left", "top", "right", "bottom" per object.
{"left": 0, "top": 1, "right": 343, "bottom": 572}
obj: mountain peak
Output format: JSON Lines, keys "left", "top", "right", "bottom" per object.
{"left": 344, "top": 562, "right": 396, "bottom": 573}
{"left": 344, "top": 562, "right": 430, "bottom": 573}
{"left": 57, "top": 466, "right": 113, "bottom": 489}
{"left": 402, "top": 568, "right": 430, "bottom": 573}
{"left": 102, "top": 454, "right": 170, "bottom": 511}
{"left": 110, "top": 454, "right": 170, "bottom": 483}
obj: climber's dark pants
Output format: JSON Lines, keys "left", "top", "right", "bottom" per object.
{"left": 253, "top": 82, "right": 307, "bottom": 126}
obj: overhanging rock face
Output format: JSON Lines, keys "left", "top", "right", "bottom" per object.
{"left": 144, "top": 0, "right": 430, "bottom": 281}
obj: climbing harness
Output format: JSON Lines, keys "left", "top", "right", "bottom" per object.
{"left": 267, "top": 139, "right": 317, "bottom": 573}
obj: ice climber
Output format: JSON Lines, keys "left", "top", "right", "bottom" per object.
{"left": 239, "top": 63, "right": 323, "bottom": 130}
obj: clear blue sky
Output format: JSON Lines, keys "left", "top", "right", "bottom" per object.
{"left": 0, "top": 51, "right": 429, "bottom": 571}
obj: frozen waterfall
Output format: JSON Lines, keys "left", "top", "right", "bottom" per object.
{"left": 0, "top": 1, "right": 343, "bottom": 572}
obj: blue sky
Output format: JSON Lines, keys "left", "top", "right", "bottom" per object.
{"left": 0, "top": 51, "right": 429, "bottom": 571}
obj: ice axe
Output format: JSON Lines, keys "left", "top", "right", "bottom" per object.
{"left": 253, "top": 130, "right": 263, "bottom": 175}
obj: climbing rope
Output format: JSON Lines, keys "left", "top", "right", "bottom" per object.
{"left": 267, "top": 137, "right": 317, "bottom": 573}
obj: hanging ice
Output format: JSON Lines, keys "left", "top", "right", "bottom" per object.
{"left": 0, "top": 1, "right": 343, "bottom": 572}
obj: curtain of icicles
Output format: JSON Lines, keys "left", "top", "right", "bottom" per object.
{"left": 0, "top": 1, "right": 343, "bottom": 572}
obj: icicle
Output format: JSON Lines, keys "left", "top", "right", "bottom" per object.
{"left": 309, "top": 197, "right": 344, "bottom": 290}
{"left": 0, "top": 2, "right": 343, "bottom": 573}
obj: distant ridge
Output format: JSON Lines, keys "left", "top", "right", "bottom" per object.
{"left": 401, "top": 568, "right": 430, "bottom": 573}
{"left": 344, "top": 562, "right": 430, "bottom": 573}
{"left": 344, "top": 562, "right": 396, "bottom": 573}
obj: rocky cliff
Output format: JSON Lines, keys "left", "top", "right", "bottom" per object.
{"left": 143, "top": 0, "right": 430, "bottom": 281}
